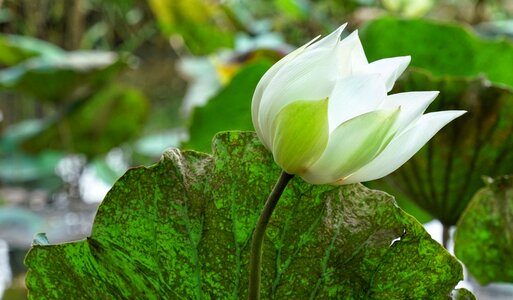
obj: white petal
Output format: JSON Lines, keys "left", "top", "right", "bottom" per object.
{"left": 252, "top": 37, "right": 320, "bottom": 148}
{"left": 368, "top": 56, "right": 411, "bottom": 92}
{"left": 333, "top": 31, "right": 359, "bottom": 77}
{"left": 341, "top": 30, "right": 368, "bottom": 74}
{"left": 380, "top": 91, "right": 439, "bottom": 133}
{"left": 301, "top": 108, "right": 400, "bottom": 184}
{"left": 307, "top": 23, "right": 347, "bottom": 51}
{"left": 347, "top": 30, "right": 369, "bottom": 74}
{"left": 328, "top": 74, "right": 387, "bottom": 132}
{"left": 342, "top": 110, "right": 466, "bottom": 184}
{"left": 257, "top": 46, "right": 339, "bottom": 147}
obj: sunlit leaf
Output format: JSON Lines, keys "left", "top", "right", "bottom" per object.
{"left": 360, "top": 17, "right": 513, "bottom": 89}
{"left": 454, "top": 175, "right": 513, "bottom": 285}
{"left": 381, "top": 0, "right": 433, "bottom": 17}
{"left": 25, "top": 131, "right": 465, "bottom": 299}
{"left": 148, "top": 0, "right": 235, "bottom": 54}
{"left": 274, "top": 0, "right": 308, "bottom": 20}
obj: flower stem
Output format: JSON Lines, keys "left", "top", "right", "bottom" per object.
{"left": 248, "top": 171, "right": 294, "bottom": 300}
{"left": 442, "top": 224, "right": 451, "bottom": 249}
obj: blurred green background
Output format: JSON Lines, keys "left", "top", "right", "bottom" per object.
{"left": 2, "top": 0, "right": 513, "bottom": 299}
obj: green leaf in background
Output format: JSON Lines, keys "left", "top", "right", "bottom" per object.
{"left": 274, "top": 0, "right": 309, "bottom": 20}
{"left": 454, "top": 175, "right": 513, "bottom": 285}
{"left": 184, "top": 61, "right": 272, "bottom": 152}
{"left": 25, "top": 131, "right": 466, "bottom": 299}
{"left": 0, "top": 34, "right": 65, "bottom": 66}
{"left": 22, "top": 85, "right": 149, "bottom": 157}
{"left": 0, "top": 51, "right": 128, "bottom": 102}
{"left": 0, "top": 151, "right": 62, "bottom": 185}
{"left": 0, "top": 119, "right": 45, "bottom": 153}
{"left": 147, "top": 0, "right": 235, "bottom": 55}
{"left": 375, "top": 69, "right": 513, "bottom": 226}
{"left": 381, "top": 0, "right": 434, "bottom": 18}
{"left": 360, "top": 17, "right": 513, "bottom": 88}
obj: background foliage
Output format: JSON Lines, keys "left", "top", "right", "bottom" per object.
{"left": 2, "top": 0, "right": 513, "bottom": 299}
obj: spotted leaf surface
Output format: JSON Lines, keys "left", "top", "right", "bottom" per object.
{"left": 26, "top": 131, "right": 464, "bottom": 299}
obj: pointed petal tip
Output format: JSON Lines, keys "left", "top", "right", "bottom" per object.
{"left": 336, "top": 23, "right": 348, "bottom": 34}
{"left": 303, "top": 35, "right": 322, "bottom": 50}
{"left": 421, "top": 110, "right": 467, "bottom": 128}
{"left": 445, "top": 110, "right": 467, "bottom": 118}
{"left": 343, "top": 30, "right": 359, "bottom": 41}
{"left": 305, "top": 24, "right": 348, "bottom": 50}
{"left": 350, "top": 29, "right": 361, "bottom": 41}
{"left": 413, "top": 90, "right": 440, "bottom": 99}
{"left": 416, "top": 90, "right": 440, "bottom": 98}
{"left": 332, "top": 24, "right": 348, "bottom": 44}
{"left": 386, "top": 90, "right": 440, "bottom": 104}
{"left": 453, "top": 110, "right": 467, "bottom": 119}
{"left": 422, "top": 90, "right": 440, "bottom": 104}
{"left": 339, "top": 109, "right": 466, "bottom": 184}
{"left": 399, "top": 55, "right": 411, "bottom": 67}
{"left": 311, "top": 35, "right": 322, "bottom": 43}
{"left": 312, "top": 24, "right": 349, "bottom": 49}
{"left": 382, "top": 55, "right": 410, "bottom": 65}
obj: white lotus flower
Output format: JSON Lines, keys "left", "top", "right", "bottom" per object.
{"left": 251, "top": 24, "right": 466, "bottom": 185}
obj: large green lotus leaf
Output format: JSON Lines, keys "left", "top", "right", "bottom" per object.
{"left": 184, "top": 61, "right": 272, "bottom": 152}
{"left": 21, "top": 85, "right": 149, "bottom": 157}
{"left": 454, "top": 175, "right": 513, "bottom": 285}
{"left": 25, "top": 131, "right": 466, "bottom": 299}
{"left": 0, "top": 51, "right": 127, "bottom": 102}
{"left": 0, "top": 34, "right": 65, "bottom": 66}
{"left": 360, "top": 17, "right": 513, "bottom": 88}
{"left": 366, "top": 179, "right": 433, "bottom": 224}
{"left": 375, "top": 69, "right": 513, "bottom": 226}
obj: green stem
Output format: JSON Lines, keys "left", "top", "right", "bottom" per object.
{"left": 248, "top": 171, "right": 294, "bottom": 300}
{"left": 442, "top": 224, "right": 451, "bottom": 249}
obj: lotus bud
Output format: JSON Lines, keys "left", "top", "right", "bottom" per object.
{"left": 251, "top": 24, "right": 465, "bottom": 185}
